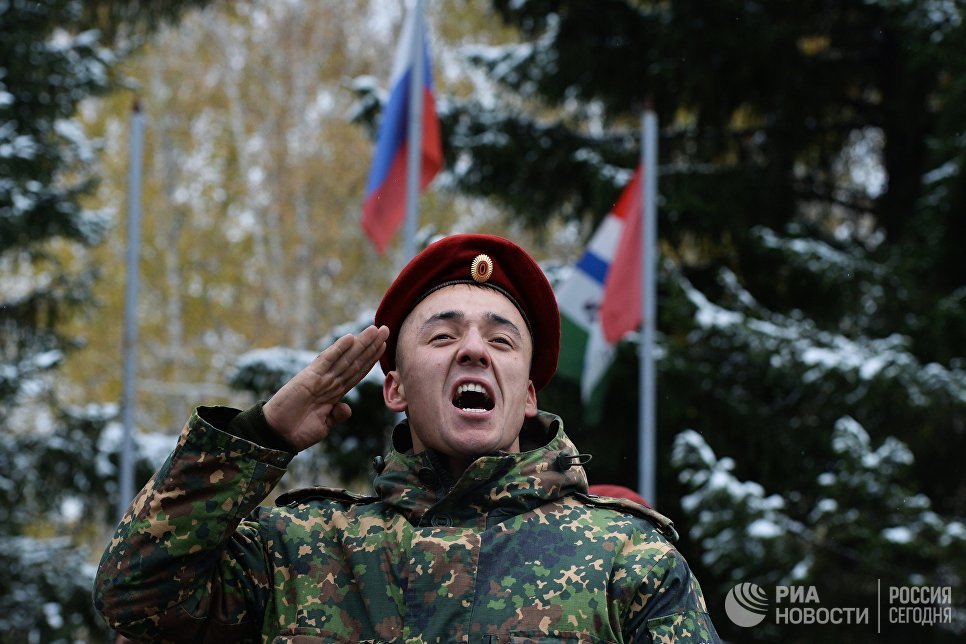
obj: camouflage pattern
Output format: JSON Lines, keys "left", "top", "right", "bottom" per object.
{"left": 95, "top": 407, "right": 719, "bottom": 643}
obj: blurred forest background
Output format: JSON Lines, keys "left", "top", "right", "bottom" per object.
{"left": 2, "top": 0, "right": 964, "bottom": 641}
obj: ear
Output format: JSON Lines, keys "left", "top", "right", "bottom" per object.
{"left": 524, "top": 380, "right": 538, "bottom": 418}
{"left": 383, "top": 370, "right": 408, "bottom": 413}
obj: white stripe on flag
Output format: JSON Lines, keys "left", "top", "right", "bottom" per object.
{"left": 587, "top": 214, "right": 625, "bottom": 260}
{"left": 582, "top": 324, "right": 616, "bottom": 401}
{"left": 555, "top": 213, "right": 627, "bottom": 403}
{"left": 557, "top": 269, "right": 604, "bottom": 331}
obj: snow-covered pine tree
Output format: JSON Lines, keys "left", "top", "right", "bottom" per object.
{"left": 0, "top": 1, "right": 214, "bottom": 639}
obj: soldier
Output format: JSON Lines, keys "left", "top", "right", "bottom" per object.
{"left": 94, "top": 234, "right": 720, "bottom": 643}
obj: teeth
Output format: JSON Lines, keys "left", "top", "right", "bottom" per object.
{"left": 453, "top": 383, "right": 493, "bottom": 413}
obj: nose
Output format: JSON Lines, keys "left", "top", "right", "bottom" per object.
{"left": 456, "top": 328, "right": 490, "bottom": 367}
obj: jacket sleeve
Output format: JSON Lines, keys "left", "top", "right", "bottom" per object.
{"left": 624, "top": 545, "right": 721, "bottom": 643}
{"left": 93, "top": 406, "right": 295, "bottom": 643}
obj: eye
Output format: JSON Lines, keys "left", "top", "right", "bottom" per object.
{"left": 491, "top": 335, "right": 513, "bottom": 347}
{"left": 431, "top": 333, "right": 453, "bottom": 342}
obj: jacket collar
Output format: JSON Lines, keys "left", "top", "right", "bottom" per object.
{"left": 373, "top": 411, "right": 589, "bottom": 525}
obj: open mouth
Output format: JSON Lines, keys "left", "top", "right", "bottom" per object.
{"left": 452, "top": 382, "right": 494, "bottom": 413}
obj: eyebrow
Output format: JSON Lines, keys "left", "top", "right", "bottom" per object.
{"left": 421, "top": 310, "right": 524, "bottom": 340}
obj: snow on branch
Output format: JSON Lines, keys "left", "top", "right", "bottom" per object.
{"left": 673, "top": 419, "right": 965, "bottom": 590}
{"left": 676, "top": 270, "right": 966, "bottom": 405}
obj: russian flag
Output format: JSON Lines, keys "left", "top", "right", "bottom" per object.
{"left": 555, "top": 166, "right": 642, "bottom": 415}
{"left": 361, "top": 3, "right": 443, "bottom": 254}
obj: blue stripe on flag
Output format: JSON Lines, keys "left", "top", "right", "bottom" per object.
{"left": 577, "top": 251, "right": 609, "bottom": 285}
{"left": 364, "top": 68, "right": 412, "bottom": 196}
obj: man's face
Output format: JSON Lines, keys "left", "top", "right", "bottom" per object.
{"left": 383, "top": 284, "right": 538, "bottom": 464}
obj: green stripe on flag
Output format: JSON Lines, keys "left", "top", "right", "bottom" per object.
{"left": 558, "top": 313, "right": 611, "bottom": 424}
{"left": 557, "top": 313, "right": 588, "bottom": 382}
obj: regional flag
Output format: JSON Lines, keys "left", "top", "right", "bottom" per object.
{"left": 556, "top": 166, "right": 642, "bottom": 419}
{"left": 599, "top": 165, "right": 644, "bottom": 343}
{"left": 361, "top": 3, "right": 443, "bottom": 254}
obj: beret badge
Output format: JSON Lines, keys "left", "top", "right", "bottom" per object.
{"left": 471, "top": 254, "right": 493, "bottom": 283}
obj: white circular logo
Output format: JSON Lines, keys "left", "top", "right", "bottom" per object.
{"left": 725, "top": 582, "right": 769, "bottom": 627}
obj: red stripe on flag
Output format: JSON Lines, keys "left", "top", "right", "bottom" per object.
{"left": 599, "top": 166, "right": 643, "bottom": 343}
{"left": 362, "top": 145, "right": 409, "bottom": 254}
{"left": 421, "top": 87, "right": 443, "bottom": 178}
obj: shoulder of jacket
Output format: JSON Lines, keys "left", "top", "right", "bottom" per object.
{"left": 573, "top": 491, "right": 680, "bottom": 541}
{"left": 275, "top": 486, "right": 377, "bottom": 508}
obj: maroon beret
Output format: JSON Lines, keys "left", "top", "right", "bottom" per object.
{"left": 374, "top": 234, "right": 560, "bottom": 391}
{"left": 588, "top": 484, "right": 652, "bottom": 508}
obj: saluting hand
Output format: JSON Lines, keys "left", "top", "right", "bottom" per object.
{"left": 262, "top": 325, "right": 390, "bottom": 451}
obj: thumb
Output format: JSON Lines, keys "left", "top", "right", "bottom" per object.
{"left": 330, "top": 402, "right": 352, "bottom": 426}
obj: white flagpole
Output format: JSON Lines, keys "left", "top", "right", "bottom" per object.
{"left": 118, "top": 98, "right": 144, "bottom": 520}
{"left": 639, "top": 108, "right": 658, "bottom": 503}
{"left": 402, "top": 0, "right": 425, "bottom": 264}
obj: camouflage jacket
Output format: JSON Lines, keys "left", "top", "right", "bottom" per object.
{"left": 94, "top": 407, "right": 719, "bottom": 643}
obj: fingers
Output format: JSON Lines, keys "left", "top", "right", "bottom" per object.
{"left": 327, "top": 325, "right": 388, "bottom": 374}
{"left": 312, "top": 325, "right": 389, "bottom": 396}
{"left": 262, "top": 327, "right": 389, "bottom": 447}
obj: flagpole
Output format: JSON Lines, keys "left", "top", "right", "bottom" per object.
{"left": 639, "top": 108, "right": 658, "bottom": 504}
{"left": 402, "top": 0, "right": 425, "bottom": 263}
{"left": 118, "top": 98, "right": 144, "bottom": 520}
